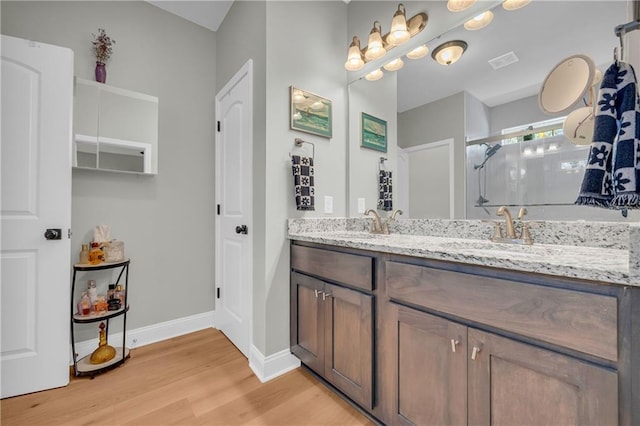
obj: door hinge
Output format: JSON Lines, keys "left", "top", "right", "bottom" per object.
{"left": 217, "top": 204, "right": 221, "bottom": 215}
{"left": 217, "top": 121, "right": 221, "bottom": 132}
{"left": 68, "top": 228, "right": 73, "bottom": 239}
{"left": 217, "top": 288, "right": 221, "bottom": 299}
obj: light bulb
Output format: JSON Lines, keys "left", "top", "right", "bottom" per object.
{"left": 383, "top": 57, "right": 404, "bottom": 71}
{"left": 387, "top": 4, "right": 410, "bottom": 46}
{"left": 503, "top": 0, "right": 531, "bottom": 11}
{"left": 406, "top": 44, "right": 428, "bottom": 59}
{"left": 365, "top": 21, "right": 386, "bottom": 61}
{"left": 365, "top": 68, "right": 384, "bottom": 81}
{"left": 447, "top": 0, "right": 476, "bottom": 12}
{"left": 464, "top": 11, "right": 494, "bottom": 30}
{"left": 344, "top": 36, "right": 364, "bottom": 71}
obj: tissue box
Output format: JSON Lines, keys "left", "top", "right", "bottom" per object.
{"left": 104, "top": 240, "right": 125, "bottom": 262}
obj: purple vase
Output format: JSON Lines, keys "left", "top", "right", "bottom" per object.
{"left": 95, "top": 61, "right": 106, "bottom": 84}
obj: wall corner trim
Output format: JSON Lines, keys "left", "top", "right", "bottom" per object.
{"left": 248, "top": 344, "right": 301, "bottom": 383}
{"left": 70, "top": 310, "right": 215, "bottom": 363}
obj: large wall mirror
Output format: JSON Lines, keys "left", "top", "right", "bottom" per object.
{"left": 347, "top": 0, "right": 636, "bottom": 221}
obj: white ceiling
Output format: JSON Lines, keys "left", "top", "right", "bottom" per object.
{"left": 146, "top": 0, "right": 233, "bottom": 32}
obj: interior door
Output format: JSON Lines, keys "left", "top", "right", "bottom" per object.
{"left": 1, "top": 35, "right": 73, "bottom": 398}
{"left": 214, "top": 60, "right": 253, "bottom": 357}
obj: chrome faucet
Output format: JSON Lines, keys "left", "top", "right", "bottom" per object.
{"left": 496, "top": 206, "right": 516, "bottom": 238}
{"left": 364, "top": 209, "right": 388, "bottom": 234}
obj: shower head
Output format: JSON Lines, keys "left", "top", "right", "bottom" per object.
{"left": 485, "top": 143, "right": 502, "bottom": 158}
{"left": 474, "top": 143, "right": 502, "bottom": 170}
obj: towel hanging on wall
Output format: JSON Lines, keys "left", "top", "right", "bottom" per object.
{"left": 291, "top": 155, "right": 315, "bottom": 211}
{"left": 378, "top": 169, "right": 393, "bottom": 211}
{"left": 576, "top": 61, "right": 640, "bottom": 209}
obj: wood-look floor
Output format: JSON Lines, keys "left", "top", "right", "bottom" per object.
{"left": 1, "top": 329, "right": 372, "bottom": 426}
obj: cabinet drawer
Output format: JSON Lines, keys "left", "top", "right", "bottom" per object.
{"left": 291, "top": 245, "right": 373, "bottom": 291}
{"left": 386, "top": 261, "right": 617, "bottom": 362}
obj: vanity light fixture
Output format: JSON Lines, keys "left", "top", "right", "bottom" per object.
{"left": 365, "top": 68, "right": 384, "bottom": 81}
{"left": 447, "top": 0, "right": 477, "bottom": 12}
{"left": 464, "top": 10, "right": 494, "bottom": 30}
{"left": 365, "top": 21, "right": 387, "bottom": 61}
{"left": 387, "top": 3, "right": 411, "bottom": 46}
{"left": 502, "top": 0, "right": 531, "bottom": 11}
{"left": 344, "top": 4, "right": 427, "bottom": 71}
{"left": 344, "top": 36, "right": 365, "bottom": 71}
{"left": 406, "top": 44, "right": 428, "bottom": 59}
{"left": 432, "top": 40, "right": 468, "bottom": 66}
{"left": 383, "top": 57, "right": 404, "bottom": 71}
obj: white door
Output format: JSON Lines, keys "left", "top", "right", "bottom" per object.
{"left": 405, "top": 139, "right": 455, "bottom": 219}
{"left": 214, "top": 60, "right": 253, "bottom": 357}
{"left": 1, "top": 35, "right": 74, "bottom": 398}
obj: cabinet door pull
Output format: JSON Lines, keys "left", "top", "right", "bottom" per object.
{"left": 322, "top": 292, "right": 332, "bottom": 301}
{"left": 451, "top": 339, "right": 460, "bottom": 353}
{"left": 314, "top": 289, "right": 323, "bottom": 299}
{"left": 471, "top": 345, "right": 482, "bottom": 360}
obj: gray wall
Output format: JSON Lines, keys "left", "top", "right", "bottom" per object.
{"left": 1, "top": 1, "right": 217, "bottom": 340}
{"left": 490, "top": 94, "right": 556, "bottom": 135}
{"left": 262, "top": 1, "right": 348, "bottom": 355}
{"left": 215, "top": 0, "right": 269, "bottom": 354}
{"left": 398, "top": 92, "right": 466, "bottom": 218}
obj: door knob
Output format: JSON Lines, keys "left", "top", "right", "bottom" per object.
{"left": 235, "top": 225, "right": 248, "bottom": 235}
{"left": 44, "top": 228, "right": 62, "bottom": 240}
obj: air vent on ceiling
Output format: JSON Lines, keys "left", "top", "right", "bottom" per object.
{"left": 488, "top": 51, "right": 519, "bottom": 70}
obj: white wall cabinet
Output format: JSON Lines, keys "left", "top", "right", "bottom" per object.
{"left": 74, "top": 78, "right": 158, "bottom": 175}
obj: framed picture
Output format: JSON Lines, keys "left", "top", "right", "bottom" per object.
{"left": 290, "top": 86, "right": 332, "bottom": 138}
{"left": 361, "top": 112, "right": 387, "bottom": 152}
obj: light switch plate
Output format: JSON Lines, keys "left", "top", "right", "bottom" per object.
{"left": 357, "top": 198, "right": 366, "bottom": 214}
{"left": 324, "top": 196, "right": 333, "bottom": 214}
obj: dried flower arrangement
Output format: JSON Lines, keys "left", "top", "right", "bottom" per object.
{"left": 92, "top": 28, "right": 115, "bottom": 64}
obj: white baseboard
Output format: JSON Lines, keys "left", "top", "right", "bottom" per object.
{"left": 248, "top": 344, "right": 300, "bottom": 383}
{"left": 70, "top": 310, "right": 215, "bottom": 363}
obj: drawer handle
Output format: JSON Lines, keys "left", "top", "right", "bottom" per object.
{"left": 471, "top": 345, "right": 482, "bottom": 361}
{"left": 451, "top": 339, "right": 460, "bottom": 353}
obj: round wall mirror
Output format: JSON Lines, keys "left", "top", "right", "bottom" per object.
{"left": 562, "top": 106, "right": 595, "bottom": 145}
{"left": 539, "top": 54, "right": 596, "bottom": 115}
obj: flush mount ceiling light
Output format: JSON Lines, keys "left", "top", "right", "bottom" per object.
{"left": 365, "top": 21, "right": 387, "bottom": 61}
{"left": 447, "top": 0, "right": 477, "bottom": 12}
{"left": 387, "top": 3, "right": 411, "bottom": 46}
{"left": 464, "top": 10, "right": 494, "bottom": 30}
{"left": 383, "top": 57, "right": 404, "bottom": 71}
{"left": 432, "top": 40, "right": 468, "bottom": 66}
{"left": 502, "top": 0, "right": 531, "bottom": 11}
{"left": 406, "top": 44, "right": 428, "bottom": 59}
{"left": 344, "top": 36, "right": 365, "bottom": 71}
{"left": 365, "top": 68, "right": 384, "bottom": 81}
{"left": 344, "top": 3, "right": 427, "bottom": 71}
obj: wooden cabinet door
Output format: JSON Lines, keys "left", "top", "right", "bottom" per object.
{"left": 468, "top": 329, "right": 618, "bottom": 426}
{"left": 323, "top": 282, "right": 374, "bottom": 409}
{"left": 390, "top": 305, "right": 467, "bottom": 426}
{"left": 290, "top": 273, "right": 324, "bottom": 374}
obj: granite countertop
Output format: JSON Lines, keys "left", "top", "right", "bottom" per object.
{"left": 287, "top": 218, "right": 637, "bottom": 286}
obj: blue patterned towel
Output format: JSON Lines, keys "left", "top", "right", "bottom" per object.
{"left": 291, "top": 155, "right": 315, "bottom": 211}
{"left": 377, "top": 170, "right": 393, "bottom": 211}
{"left": 576, "top": 62, "right": 640, "bottom": 208}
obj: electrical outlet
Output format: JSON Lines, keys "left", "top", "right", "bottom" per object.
{"left": 357, "top": 198, "right": 366, "bottom": 214}
{"left": 324, "top": 196, "right": 333, "bottom": 214}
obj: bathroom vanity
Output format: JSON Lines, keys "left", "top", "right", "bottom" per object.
{"left": 289, "top": 219, "right": 639, "bottom": 425}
